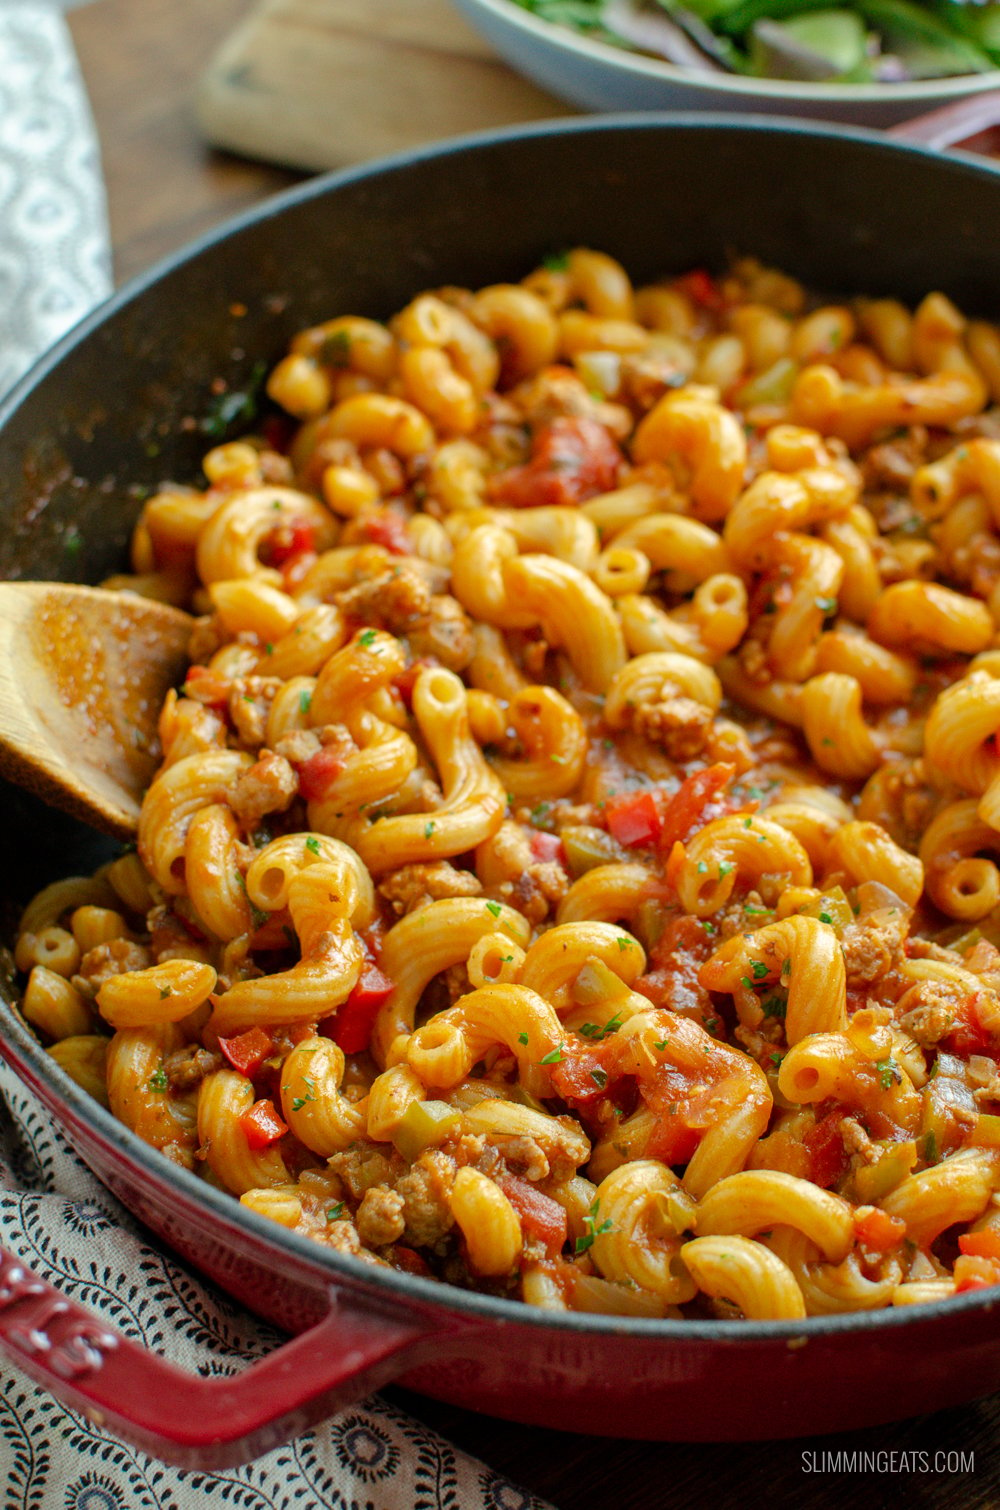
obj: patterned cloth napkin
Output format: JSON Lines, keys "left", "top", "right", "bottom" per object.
{"left": 0, "top": 2, "right": 111, "bottom": 398}
{"left": 0, "top": 8, "right": 554, "bottom": 1506}
{"left": 0, "top": 1058, "right": 551, "bottom": 1509}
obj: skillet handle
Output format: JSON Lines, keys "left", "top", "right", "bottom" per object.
{"left": 0, "top": 1242, "right": 443, "bottom": 1468}
{"left": 887, "top": 92, "right": 1000, "bottom": 154}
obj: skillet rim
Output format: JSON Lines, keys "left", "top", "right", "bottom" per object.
{"left": 4, "top": 108, "right": 1000, "bottom": 1348}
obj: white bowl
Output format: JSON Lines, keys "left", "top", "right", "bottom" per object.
{"left": 452, "top": 0, "right": 1000, "bottom": 126}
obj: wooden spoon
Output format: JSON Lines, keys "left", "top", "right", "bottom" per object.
{"left": 0, "top": 582, "right": 191, "bottom": 837}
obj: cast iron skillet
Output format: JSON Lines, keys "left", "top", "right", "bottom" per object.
{"left": 4, "top": 114, "right": 1000, "bottom": 1469}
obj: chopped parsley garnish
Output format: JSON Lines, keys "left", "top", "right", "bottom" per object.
{"left": 653, "top": 1039, "right": 669, "bottom": 1051}
{"left": 148, "top": 1068, "right": 168, "bottom": 1093}
{"left": 718, "top": 861, "right": 735, "bottom": 878}
{"left": 542, "top": 249, "right": 571, "bottom": 271}
{"left": 761, "top": 994, "right": 786, "bottom": 1020}
{"left": 291, "top": 1092, "right": 315, "bottom": 1111}
{"left": 539, "top": 1044, "right": 565, "bottom": 1065}
{"left": 485, "top": 901, "right": 502, "bottom": 918}
{"left": 575, "top": 1198, "right": 613, "bottom": 1254}
{"left": 359, "top": 628, "right": 377, "bottom": 648}
{"left": 751, "top": 961, "right": 769, "bottom": 980}
{"left": 518, "top": 1031, "right": 529, "bottom": 1046}
{"left": 875, "top": 1058, "right": 899, "bottom": 1091}
{"left": 424, "top": 820, "right": 436, "bottom": 839}
{"left": 590, "top": 1069, "right": 608, "bottom": 1089}
{"left": 326, "top": 1202, "right": 345, "bottom": 1222}
{"left": 305, "top": 836, "right": 321, "bottom": 855}
{"left": 815, "top": 596, "right": 838, "bottom": 615}
{"left": 200, "top": 359, "right": 267, "bottom": 436}
{"left": 616, "top": 937, "right": 629, "bottom": 952}
{"left": 299, "top": 689, "right": 312, "bottom": 714}
{"left": 579, "top": 1010, "right": 624, "bottom": 1041}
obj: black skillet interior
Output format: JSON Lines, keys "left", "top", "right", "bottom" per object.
{"left": 1, "top": 111, "right": 998, "bottom": 906}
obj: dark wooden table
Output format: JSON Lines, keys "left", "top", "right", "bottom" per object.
{"left": 64, "top": 2, "right": 1000, "bottom": 1503}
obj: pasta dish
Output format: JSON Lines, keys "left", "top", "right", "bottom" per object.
{"left": 13, "top": 248, "right": 1000, "bottom": 1322}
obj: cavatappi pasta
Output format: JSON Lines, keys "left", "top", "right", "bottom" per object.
{"left": 20, "top": 250, "right": 1000, "bottom": 1322}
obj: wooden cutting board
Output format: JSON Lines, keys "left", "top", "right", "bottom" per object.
{"left": 196, "top": 0, "right": 576, "bottom": 173}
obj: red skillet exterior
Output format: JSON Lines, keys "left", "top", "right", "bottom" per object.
{"left": 5, "top": 115, "right": 1000, "bottom": 1459}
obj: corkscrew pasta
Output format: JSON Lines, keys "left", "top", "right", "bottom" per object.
{"left": 17, "top": 250, "right": 1000, "bottom": 1323}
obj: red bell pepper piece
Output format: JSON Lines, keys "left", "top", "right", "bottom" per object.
{"left": 297, "top": 747, "right": 345, "bottom": 802}
{"left": 323, "top": 965, "right": 396, "bottom": 1054}
{"left": 954, "top": 1253, "right": 1000, "bottom": 1293}
{"left": 854, "top": 1207, "right": 906, "bottom": 1253}
{"left": 240, "top": 1098, "right": 288, "bottom": 1150}
{"left": 218, "top": 1026, "right": 274, "bottom": 1078}
{"left": 659, "top": 762, "right": 735, "bottom": 851}
{"left": 604, "top": 790, "right": 662, "bottom": 849}
{"left": 675, "top": 268, "right": 722, "bottom": 310}
{"left": 959, "top": 1229, "right": 1000, "bottom": 1262}
{"left": 268, "top": 518, "right": 315, "bottom": 566}
{"left": 529, "top": 829, "right": 565, "bottom": 864}
{"left": 358, "top": 511, "right": 411, "bottom": 555}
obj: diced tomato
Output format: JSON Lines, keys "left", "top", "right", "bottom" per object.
{"left": 659, "top": 763, "right": 736, "bottom": 851}
{"left": 645, "top": 1111, "right": 702, "bottom": 1169}
{"left": 183, "top": 665, "right": 230, "bottom": 710}
{"left": 640, "top": 1060, "right": 718, "bottom": 1168}
{"left": 803, "top": 1111, "right": 850, "bottom": 1190}
{"left": 603, "top": 790, "right": 662, "bottom": 849}
{"left": 218, "top": 1026, "right": 275, "bottom": 1078}
{"left": 241, "top": 1098, "right": 288, "bottom": 1150}
{"left": 392, "top": 1245, "right": 433, "bottom": 1277}
{"left": 497, "top": 1173, "right": 568, "bottom": 1252}
{"left": 321, "top": 965, "right": 396, "bottom": 1054}
{"left": 942, "top": 990, "right": 1000, "bottom": 1061}
{"left": 959, "top": 1229, "right": 1000, "bottom": 1262}
{"left": 675, "top": 269, "right": 723, "bottom": 311}
{"left": 954, "top": 1253, "right": 1000, "bottom": 1293}
{"left": 297, "top": 747, "right": 345, "bottom": 802}
{"left": 635, "top": 914, "right": 715, "bottom": 1017}
{"left": 268, "top": 519, "right": 316, "bottom": 566}
{"left": 358, "top": 511, "right": 411, "bottom": 555}
{"left": 854, "top": 1207, "right": 907, "bottom": 1253}
{"left": 529, "top": 829, "right": 565, "bottom": 865}
{"left": 488, "top": 415, "right": 622, "bottom": 509}
{"left": 549, "top": 1043, "right": 617, "bottom": 1105}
